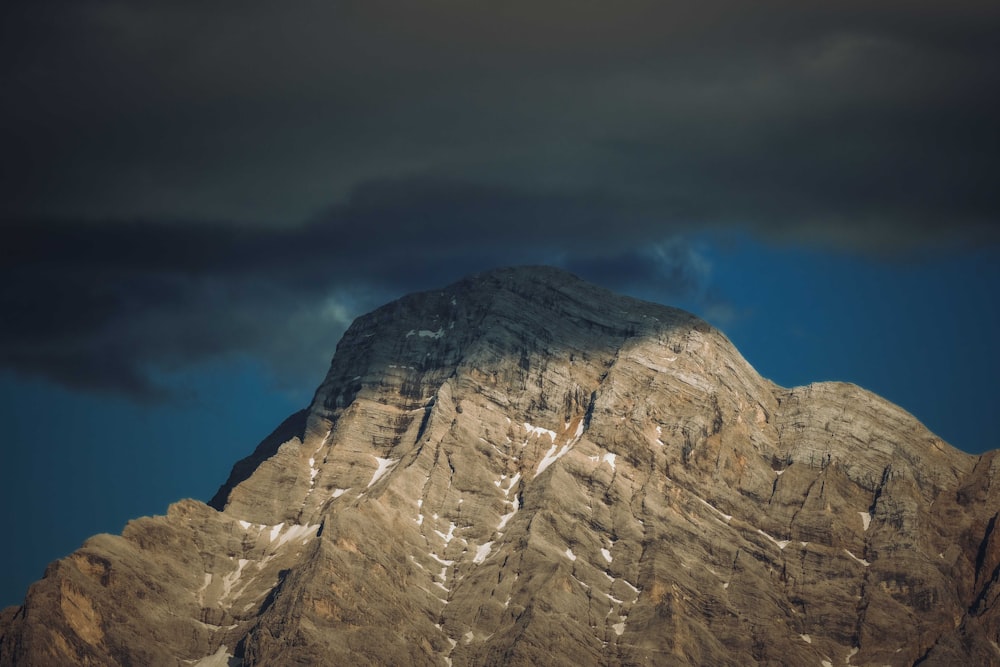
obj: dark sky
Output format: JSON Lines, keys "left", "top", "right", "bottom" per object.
{"left": 1, "top": 1, "right": 998, "bottom": 607}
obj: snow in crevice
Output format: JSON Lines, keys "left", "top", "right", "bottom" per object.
{"left": 800, "top": 634, "right": 812, "bottom": 644}
{"left": 601, "top": 548, "right": 613, "bottom": 564}
{"left": 564, "top": 547, "right": 577, "bottom": 561}
{"left": 612, "top": 621, "right": 626, "bottom": 636}
{"left": 238, "top": 520, "right": 252, "bottom": 530}
{"left": 434, "top": 522, "right": 457, "bottom": 545}
{"left": 503, "top": 472, "right": 522, "bottom": 496}
{"left": 858, "top": 511, "right": 872, "bottom": 531}
{"left": 535, "top": 443, "right": 572, "bottom": 477}
{"left": 844, "top": 549, "right": 871, "bottom": 567}
{"left": 220, "top": 559, "right": 250, "bottom": 600}
{"left": 757, "top": 529, "right": 791, "bottom": 550}
{"left": 331, "top": 488, "right": 348, "bottom": 498}
{"left": 429, "top": 552, "right": 454, "bottom": 566}
{"left": 497, "top": 496, "right": 520, "bottom": 532}
{"left": 473, "top": 541, "right": 494, "bottom": 564}
{"left": 696, "top": 497, "right": 732, "bottom": 523}
{"left": 368, "top": 457, "right": 399, "bottom": 488}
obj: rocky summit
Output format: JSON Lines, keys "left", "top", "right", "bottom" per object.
{"left": 2, "top": 266, "right": 998, "bottom": 666}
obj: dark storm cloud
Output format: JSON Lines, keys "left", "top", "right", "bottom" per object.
{"left": 1, "top": 1, "right": 998, "bottom": 394}
{"left": 1, "top": 180, "right": 722, "bottom": 396}
{"left": 2, "top": 0, "right": 997, "bottom": 236}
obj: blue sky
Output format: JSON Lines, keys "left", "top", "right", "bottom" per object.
{"left": 1, "top": 1, "right": 998, "bottom": 608}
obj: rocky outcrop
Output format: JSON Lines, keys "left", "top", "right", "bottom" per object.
{"left": 2, "top": 266, "right": 998, "bottom": 666}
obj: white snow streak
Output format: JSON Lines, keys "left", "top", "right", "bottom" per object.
{"left": 368, "top": 457, "right": 399, "bottom": 487}
{"left": 434, "top": 522, "right": 457, "bottom": 545}
{"left": 844, "top": 549, "right": 871, "bottom": 567}
{"left": 564, "top": 548, "right": 577, "bottom": 561}
{"left": 696, "top": 497, "right": 732, "bottom": 523}
{"left": 859, "top": 511, "right": 872, "bottom": 531}
{"left": 497, "top": 497, "right": 520, "bottom": 531}
{"left": 757, "top": 529, "right": 790, "bottom": 550}
{"left": 601, "top": 548, "right": 613, "bottom": 563}
{"left": 535, "top": 443, "right": 572, "bottom": 477}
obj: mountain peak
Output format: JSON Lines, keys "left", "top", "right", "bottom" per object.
{"left": 3, "top": 268, "right": 998, "bottom": 666}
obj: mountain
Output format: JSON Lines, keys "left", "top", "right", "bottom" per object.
{"left": 1, "top": 266, "right": 998, "bottom": 666}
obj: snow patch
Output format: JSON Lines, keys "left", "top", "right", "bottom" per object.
{"left": 368, "top": 457, "right": 399, "bottom": 487}
{"left": 524, "top": 422, "right": 557, "bottom": 441}
{"left": 601, "top": 548, "right": 613, "bottom": 563}
{"left": 220, "top": 560, "right": 249, "bottom": 600}
{"left": 473, "top": 542, "right": 494, "bottom": 564}
{"left": 192, "top": 645, "right": 234, "bottom": 667}
{"left": 859, "top": 511, "right": 872, "bottom": 531}
{"left": 589, "top": 452, "right": 617, "bottom": 470}
{"left": 565, "top": 548, "right": 577, "bottom": 561}
{"left": 406, "top": 328, "right": 445, "bottom": 339}
{"left": 332, "top": 488, "right": 348, "bottom": 498}
{"left": 276, "top": 523, "right": 318, "bottom": 547}
{"left": 238, "top": 520, "right": 251, "bottom": 530}
{"left": 800, "top": 634, "right": 812, "bottom": 644}
{"left": 612, "top": 621, "right": 625, "bottom": 636}
{"left": 269, "top": 524, "right": 284, "bottom": 542}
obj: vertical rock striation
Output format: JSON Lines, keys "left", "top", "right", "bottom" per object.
{"left": 2, "top": 266, "right": 997, "bottom": 666}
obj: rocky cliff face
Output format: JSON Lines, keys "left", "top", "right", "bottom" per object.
{"left": 2, "top": 266, "right": 998, "bottom": 666}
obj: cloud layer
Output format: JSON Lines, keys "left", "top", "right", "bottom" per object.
{"left": 1, "top": 1, "right": 997, "bottom": 395}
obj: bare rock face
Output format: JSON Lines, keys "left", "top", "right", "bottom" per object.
{"left": 2, "top": 266, "right": 998, "bottom": 666}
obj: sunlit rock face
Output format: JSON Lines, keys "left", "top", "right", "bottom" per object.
{"left": 2, "top": 266, "right": 998, "bottom": 666}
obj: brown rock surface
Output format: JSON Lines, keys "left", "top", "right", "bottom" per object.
{"left": 2, "top": 266, "right": 998, "bottom": 666}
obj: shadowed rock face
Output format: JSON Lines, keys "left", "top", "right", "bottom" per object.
{"left": 2, "top": 266, "right": 998, "bottom": 666}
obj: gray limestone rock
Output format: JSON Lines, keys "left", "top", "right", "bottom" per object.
{"left": 2, "top": 266, "right": 998, "bottom": 666}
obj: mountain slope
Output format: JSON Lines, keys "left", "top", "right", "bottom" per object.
{"left": 2, "top": 266, "right": 998, "bottom": 666}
